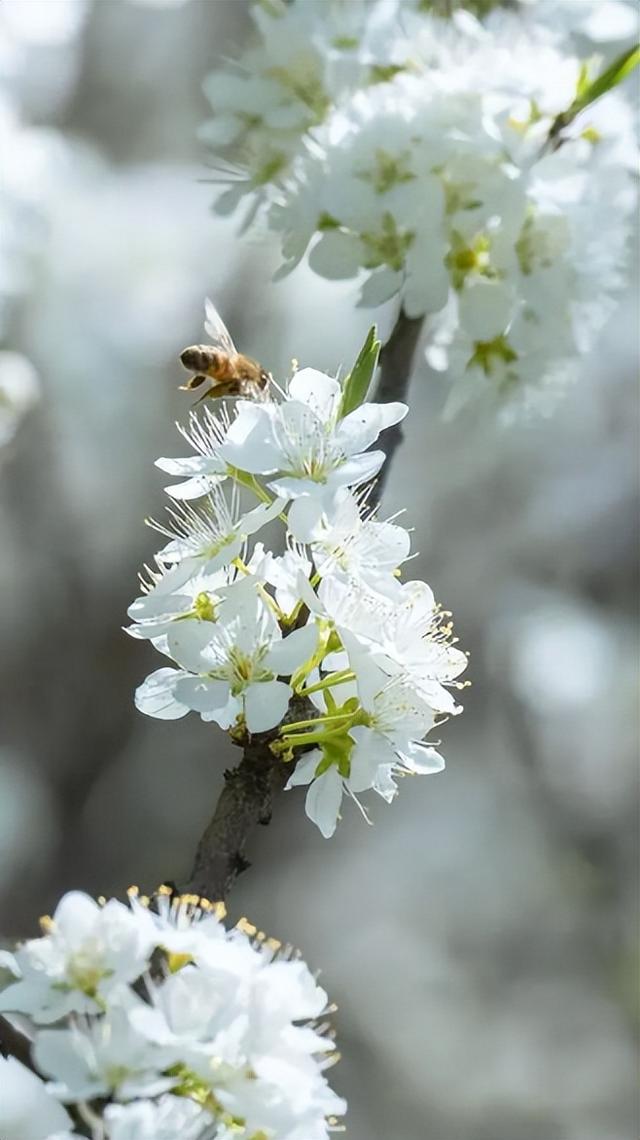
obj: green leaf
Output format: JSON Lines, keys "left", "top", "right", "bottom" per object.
{"left": 339, "top": 325, "right": 381, "bottom": 418}
{"left": 550, "top": 46, "right": 640, "bottom": 141}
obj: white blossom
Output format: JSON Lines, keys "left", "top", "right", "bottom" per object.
{"left": 202, "top": 1, "right": 637, "bottom": 417}
{"left": 0, "top": 351, "right": 40, "bottom": 448}
{"left": 0, "top": 891, "right": 155, "bottom": 1024}
{"left": 286, "top": 655, "right": 447, "bottom": 838}
{"left": 220, "top": 367, "right": 407, "bottom": 510}
{"left": 128, "top": 325, "right": 465, "bottom": 835}
{"left": 103, "top": 1096, "right": 211, "bottom": 1140}
{"left": 0, "top": 1058, "right": 74, "bottom": 1140}
{"left": 151, "top": 486, "right": 283, "bottom": 579}
{"left": 288, "top": 488, "right": 411, "bottom": 595}
{"left": 0, "top": 887, "right": 345, "bottom": 1140}
{"left": 135, "top": 579, "right": 318, "bottom": 732}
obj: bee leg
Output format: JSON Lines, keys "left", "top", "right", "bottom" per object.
{"left": 179, "top": 374, "right": 208, "bottom": 391}
{"left": 195, "top": 381, "right": 238, "bottom": 404}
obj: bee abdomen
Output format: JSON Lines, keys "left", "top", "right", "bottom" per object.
{"left": 180, "top": 345, "right": 218, "bottom": 372}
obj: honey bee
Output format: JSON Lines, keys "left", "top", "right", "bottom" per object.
{"left": 179, "top": 299, "right": 271, "bottom": 402}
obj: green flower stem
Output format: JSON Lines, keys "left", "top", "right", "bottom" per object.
{"left": 297, "top": 669, "right": 355, "bottom": 696}
{"left": 280, "top": 712, "right": 354, "bottom": 733}
{"left": 278, "top": 724, "right": 353, "bottom": 749}
{"left": 228, "top": 465, "right": 288, "bottom": 523}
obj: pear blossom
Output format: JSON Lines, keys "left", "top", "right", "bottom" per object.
{"left": 135, "top": 579, "right": 318, "bottom": 732}
{"left": 33, "top": 1006, "right": 175, "bottom": 1103}
{"left": 102, "top": 1098, "right": 212, "bottom": 1140}
{"left": 0, "top": 1058, "right": 75, "bottom": 1140}
{"left": 103, "top": 1097, "right": 211, "bottom": 1140}
{"left": 0, "top": 887, "right": 345, "bottom": 1139}
{"left": 288, "top": 488, "right": 412, "bottom": 594}
{"left": 220, "top": 367, "right": 407, "bottom": 510}
{"left": 151, "top": 485, "right": 284, "bottom": 579}
{"left": 128, "top": 318, "right": 466, "bottom": 835}
{"left": 286, "top": 661, "right": 446, "bottom": 838}
{"left": 199, "top": 0, "right": 410, "bottom": 219}
{"left": 0, "top": 891, "right": 155, "bottom": 1024}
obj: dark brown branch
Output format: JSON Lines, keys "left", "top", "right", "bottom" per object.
{"left": 186, "top": 697, "right": 314, "bottom": 902}
{"left": 370, "top": 310, "right": 424, "bottom": 505}
{"left": 0, "top": 1015, "right": 34, "bottom": 1070}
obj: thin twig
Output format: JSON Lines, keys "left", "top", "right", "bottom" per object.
{"left": 369, "top": 310, "right": 424, "bottom": 506}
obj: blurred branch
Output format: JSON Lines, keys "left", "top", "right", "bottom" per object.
{"left": 370, "top": 310, "right": 424, "bottom": 505}
{"left": 0, "top": 1015, "right": 33, "bottom": 1070}
{"left": 185, "top": 697, "right": 314, "bottom": 902}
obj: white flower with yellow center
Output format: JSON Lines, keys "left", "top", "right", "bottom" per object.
{"left": 33, "top": 1005, "right": 175, "bottom": 1102}
{"left": 135, "top": 581, "right": 318, "bottom": 733}
{"left": 288, "top": 488, "right": 411, "bottom": 595}
{"left": 286, "top": 661, "right": 443, "bottom": 838}
{"left": 151, "top": 485, "right": 284, "bottom": 578}
{"left": 0, "top": 886, "right": 346, "bottom": 1140}
{"left": 220, "top": 368, "right": 407, "bottom": 512}
{"left": 0, "top": 893, "right": 155, "bottom": 1025}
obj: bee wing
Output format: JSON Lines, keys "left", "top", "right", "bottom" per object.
{"left": 203, "top": 298, "right": 237, "bottom": 355}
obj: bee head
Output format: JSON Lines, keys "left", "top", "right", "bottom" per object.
{"left": 259, "top": 370, "right": 271, "bottom": 389}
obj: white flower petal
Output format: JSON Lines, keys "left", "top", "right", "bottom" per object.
{"left": 135, "top": 669, "right": 189, "bottom": 719}
{"left": 401, "top": 742, "right": 445, "bottom": 774}
{"left": 286, "top": 749, "right": 322, "bottom": 789}
{"left": 288, "top": 368, "right": 342, "bottom": 423}
{"left": 221, "top": 403, "right": 282, "bottom": 473}
{"left": 155, "top": 455, "right": 225, "bottom": 477}
{"left": 305, "top": 768, "right": 344, "bottom": 838}
{"left": 244, "top": 679, "right": 291, "bottom": 733}
{"left": 174, "top": 676, "right": 231, "bottom": 715}
{"left": 336, "top": 401, "right": 408, "bottom": 454}
{"left": 309, "top": 231, "right": 362, "bottom": 279}
{"left": 265, "top": 623, "right": 318, "bottom": 676}
{"left": 0, "top": 1058, "right": 72, "bottom": 1140}
{"left": 286, "top": 495, "right": 327, "bottom": 543}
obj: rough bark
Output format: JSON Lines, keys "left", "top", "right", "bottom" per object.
{"left": 185, "top": 697, "right": 314, "bottom": 902}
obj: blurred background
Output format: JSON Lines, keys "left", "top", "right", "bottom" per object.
{"left": 0, "top": 2, "right": 638, "bottom": 1138}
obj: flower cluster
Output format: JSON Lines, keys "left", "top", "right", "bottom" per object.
{"left": 202, "top": 1, "right": 637, "bottom": 418}
{"left": 127, "top": 304, "right": 467, "bottom": 838}
{"left": 0, "top": 887, "right": 344, "bottom": 1140}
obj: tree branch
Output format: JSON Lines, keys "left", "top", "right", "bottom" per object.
{"left": 370, "top": 310, "right": 424, "bottom": 505}
{"left": 0, "top": 1015, "right": 34, "bottom": 1070}
{"left": 185, "top": 697, "right": 314, "bottom": 902}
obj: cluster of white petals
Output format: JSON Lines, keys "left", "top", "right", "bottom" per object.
{"left": 126, "top": 305, "right": 467, "bottom": 837}
{"left": 202, "top": 0, "right": 637, "bottom": 418}
{"left": 0, "top": 888, "right": 344, "bottom": 1140}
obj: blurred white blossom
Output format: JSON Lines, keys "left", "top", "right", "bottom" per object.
{"left": 0, "top": 351, "right": 40, "bottom": 447}
{"left": 202, "top": 1, "right": 637, "bottom": 418}
{"left": 0, "top": 887, "right": 345, "bottom": 1140}
{"left": 0, "top": 1057, "right": 74, "bottom": 1140}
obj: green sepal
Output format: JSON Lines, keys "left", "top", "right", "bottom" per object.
{"left": 338, "top": 326, "right": 381, "bottom": 419}
{"left": 314, "top": 734, "right": 353, "bottom": 779}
